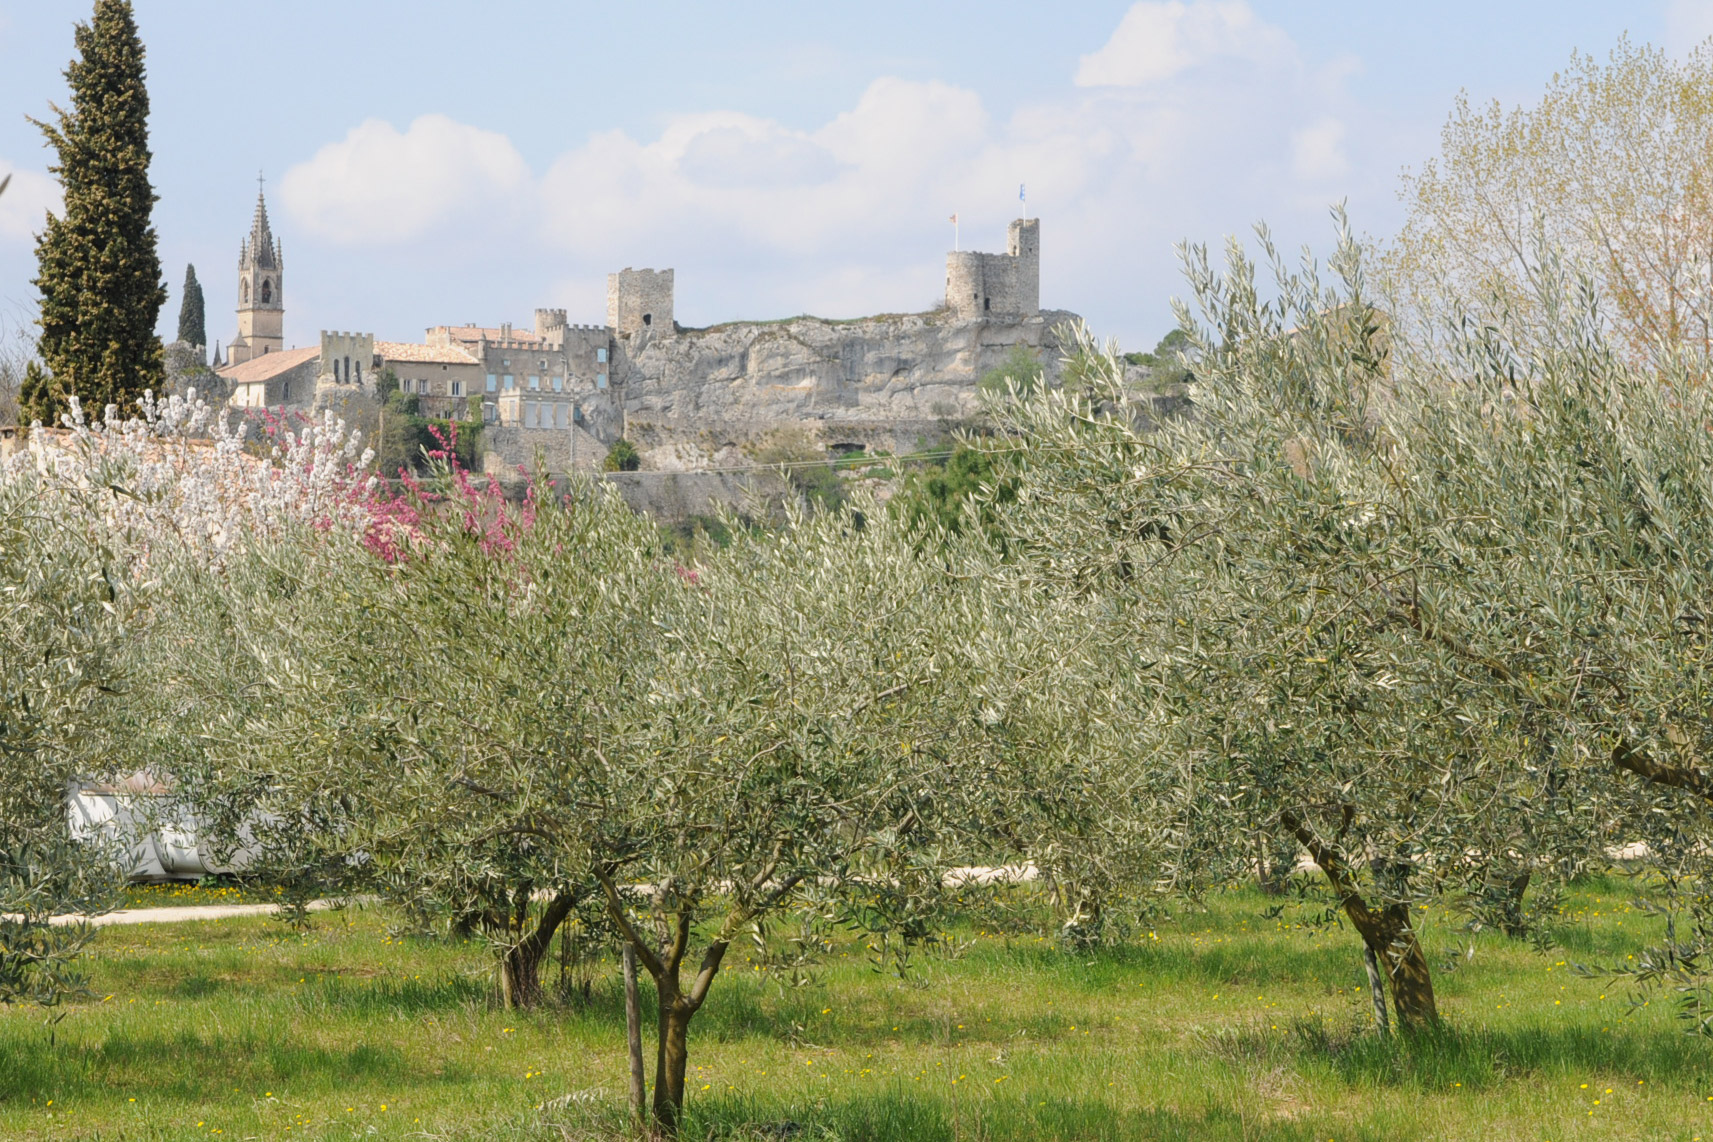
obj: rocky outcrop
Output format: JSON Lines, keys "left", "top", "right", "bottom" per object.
{"left": 598, "top": 469, "right": 791, "bottom": 522}
{"left": 614, "top": 309, "right": 1083, "bottom": 469}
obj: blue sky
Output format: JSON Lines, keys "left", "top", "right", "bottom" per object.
{"left": 0, "top": 1, "right": 1707, "bottom": 352}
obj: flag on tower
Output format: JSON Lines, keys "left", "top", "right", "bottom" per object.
{"left": 1019, "top": 183, "right": 1026, "bottom": 204}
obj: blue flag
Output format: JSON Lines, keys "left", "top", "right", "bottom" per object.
{"left": 1019, "top": 183, "right": 1026, "bottom": 203}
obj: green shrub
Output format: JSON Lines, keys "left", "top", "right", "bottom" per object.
{"left": 603, "top": 438, "right": 641, "bottom": 472}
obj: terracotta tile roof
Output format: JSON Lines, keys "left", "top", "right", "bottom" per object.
{"left": 437, "top": 324, "right": 541, "bottom": 345}
{"left": 376, "top": 340, "right": 480, "bottom": 365}
{"left": 217, "top": 345, "right": 321, "bottom": 385}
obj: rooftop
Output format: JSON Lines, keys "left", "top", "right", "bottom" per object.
{"left": 376, "top": 340, "right": 480, "bottom": 365}
{"left": 432, "top": 324, "right": 542, "bottom": 346}
{"left": 217, "top": 345, "right": 320, "bottom": 385}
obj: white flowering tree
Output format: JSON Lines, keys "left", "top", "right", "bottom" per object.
{"left": 0, "top": 390, "right": 374, "bottom": 1002}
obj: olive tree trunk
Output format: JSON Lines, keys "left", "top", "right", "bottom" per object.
{"left": 623, "top": 944, "right": 646, "bottom": 1123}
{"left": 498, "top": 891, "right": 576, "bottom": 1010}
{"left": 1281, "top": 809, "right": 1439, "bottom": 1029}
{"left": 596, "top": 868, "right": 802, "bottom": 1134}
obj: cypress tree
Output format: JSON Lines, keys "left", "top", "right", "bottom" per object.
{"left": 25, "top": 0, "right": 165, "bottom": 427}
{"left": 176, "top": 263, "right": 206, "bottom": 352}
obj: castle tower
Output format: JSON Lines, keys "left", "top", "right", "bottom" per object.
{"left": 607, "top": 268, "right": 674, "bottom": 336}
{"left": 945, "top": 218, "right": 1039, "bottom": 322}
{"left": 1007, "top": 218, "right": 1040, "bottom": 316}
{"left": 229, "top": 187, "right": 284, "bottom": 365}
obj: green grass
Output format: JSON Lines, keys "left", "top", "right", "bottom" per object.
{"left": 3, "top": 880, "right": 1712, "bottom": 1140}
{"left": 119, "top": 877, "right": 288, "bottom": 910}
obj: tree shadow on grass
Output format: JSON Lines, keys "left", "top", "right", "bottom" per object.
{"left": 677, "top": 1087, "right": 1346, "bottom": 1142}
{"left": 1209, "top": 1014, "right": 1713, "bottom": 1093}
{"left": 0, "top": 1029, "right": 411, "bottom": 1105}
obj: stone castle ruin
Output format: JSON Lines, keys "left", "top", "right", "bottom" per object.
{"left": 945, "top": 218, "right": 1039, "bottom": 321}
{"left": 214, "top": 194, "right": 1078, "bottom": 490}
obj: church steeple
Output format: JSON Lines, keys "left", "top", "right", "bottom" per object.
{"left": 229, "top": 177, "right": 284, "bottom": 365}
{"left": 244, "top": 188, "right": 279, "bottom": 270}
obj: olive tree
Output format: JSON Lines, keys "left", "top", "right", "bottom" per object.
{"left": 151, "top": 468, "right": 998, "bottom": 1129}
{"left": 0, "top": 453, "right": 135, "bottom": 1004}
{"left": 978, "top": 220, "right": 1644, "bottom": 1029}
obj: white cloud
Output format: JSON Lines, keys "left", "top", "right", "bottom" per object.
{"left": 1291, "top": 118, "right": 1349, "bottom": 182}
{"left": 1668, "top": 0, "right": 1713, "bottom": 54}
{"left": 1074, "top": 1, "right": 1295, "bottom": 87}
{"left": 0, "top": 166, "right": 60, "bottom": 243}
{"left": 277, "top": 5, "right": 1375, "bottom": 338}
{"left": 279, "top": 114, "right": 530, "bottom": 244}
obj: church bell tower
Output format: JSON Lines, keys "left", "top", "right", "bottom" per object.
{"left": 229, "top": 183, "right": 283, "bottom": 365}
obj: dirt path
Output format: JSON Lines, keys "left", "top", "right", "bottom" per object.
{"left": 41, "top": 900, "right": 342, "bottom": 928}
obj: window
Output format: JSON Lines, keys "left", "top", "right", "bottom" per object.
{"left": 596, "top": 373, "right": 608, "bottom": 389}
{"left": 261, "top": 279, "right": 273, "bottom": 303}
{"left": 596, "top": 347, "right": 608, "bottom": 364}
{"left": 417, "top": 379, "right": 429, "bottom": 395}
{"left": 486, "top": 374, "right": 497, "bottom": 393}
{"left": 451, "top": 380, "right": 465, "bottom": 397}
{"left": 551, "top": 376, "right": 563, "bottom": 392}
{"left": 241, "top": 280, "right": 249, "bottom": 304}
{"left": 483, "top": 402, "right": 497, "bottom": 423}
{"left": 503, "top": 375, "right": 515, "bottom": 391}
{"left": 538, "top": 359, "right": 547, "bottom": 370}
{"left": 354, "top": 361, "right": 362, "bottom": 385}
{"left": 528, "top": 375, "right": 540, "bottom": 390}
{"left": 502, "top": 358, "right": 510, "bottom": 367}
{"left": 527, "top": 401, "right": 539, "bottom": 428}
{"left": 282, "top": 381, "right": 290, "bottom": 402}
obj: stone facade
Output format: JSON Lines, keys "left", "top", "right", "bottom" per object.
{"left": 226, "top": 346, "right": 322, "bottom": 409}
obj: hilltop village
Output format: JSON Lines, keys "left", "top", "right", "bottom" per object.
{"left": 202, "top": 192, "right": 1080, "bottom": 481}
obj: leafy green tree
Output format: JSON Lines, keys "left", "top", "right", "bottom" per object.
{"left": 1122, "top": 328, "right": 1195, "bottom": 387}
{"left": 891, "top": 442, "right": 1017, "bottom": 542}
{"left": 985, "top": 221, "right": 1529, "bottom": 1028}
{"left": 175, "top": 263, "right": 205, "bottom": 351}
{"left": 0, "top": 466, "right": 132, "bottom": 1006}
{"left": 27, "top": 0, "right": 165, "bottom": 426}
{"left": 373, "top": 377, "right": 479, "bottom": 476}
{"left": 1386, "top": 38, "right": 1713, "bottom": 363}
{"left": 977, "top": 344, "right": 1044, "bottom": 398}
{"left": 603, "top": 437, "right": 641, "bottom": 472}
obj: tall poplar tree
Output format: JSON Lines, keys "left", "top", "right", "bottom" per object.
{"left": 176, "top": 264, "right": 205, "bottom": 351}
{"left": 25, "top": 0, "right": 165, "bottom": 427}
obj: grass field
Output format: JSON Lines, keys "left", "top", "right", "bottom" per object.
{"left": 3, "top": 878, "right": 1712, "bottom": 1140}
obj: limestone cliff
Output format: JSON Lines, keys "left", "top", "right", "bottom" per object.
{"left": 614, "top": 308, "right": 1083, "bottom": 469}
